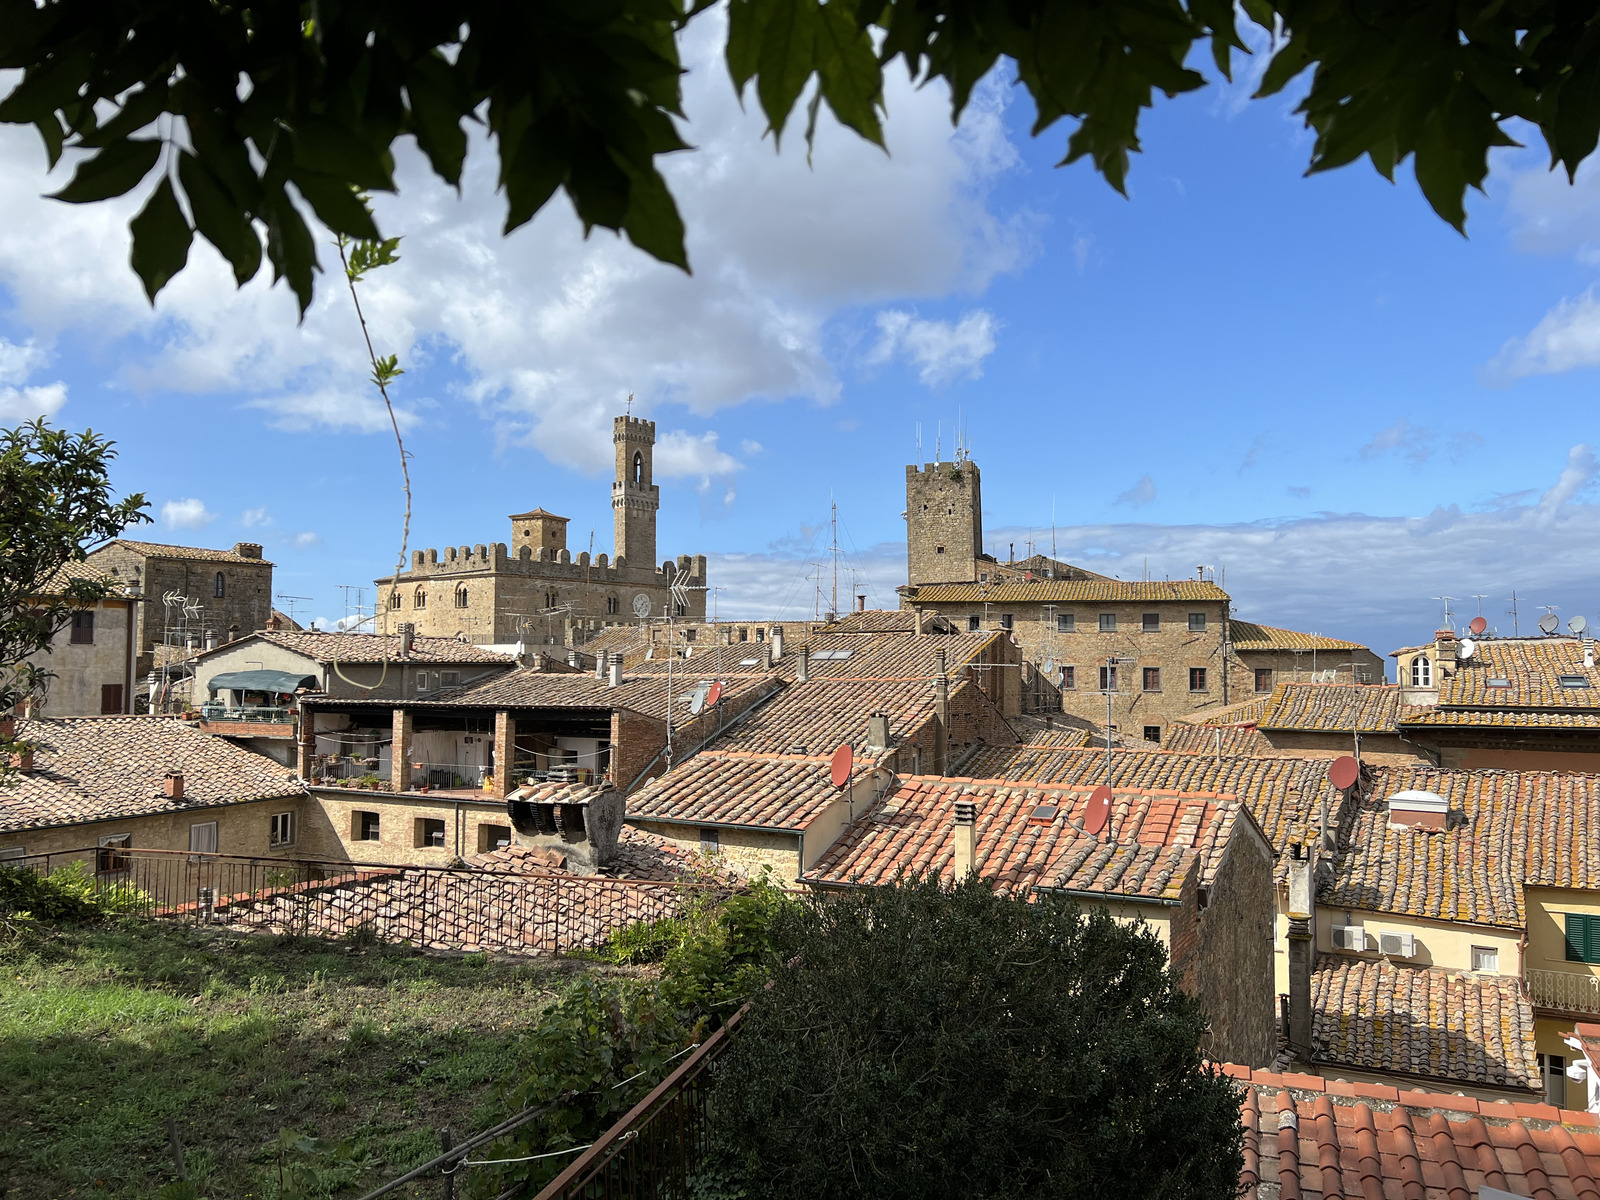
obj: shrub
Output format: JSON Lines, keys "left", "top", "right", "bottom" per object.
{"left": 704, "top": 875, "right": 1245, "bottom": 1200}
{"left": 0, "top": 860, "right": 101, "bottom": 921}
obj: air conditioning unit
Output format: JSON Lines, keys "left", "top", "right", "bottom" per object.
{"left": 1331, "top": 925, "right": 1366, "bottom": 951}
{"left": 1379, "top": 931, "right": 1416, "bottom": 958}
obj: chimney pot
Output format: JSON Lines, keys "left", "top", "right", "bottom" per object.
{"left": 607, "top": 659, "right": 622, "bottom": 688}
{"left": 856, "top": 594, "right": 866, "bottom": 613}
{"left": 798, "top": 646, "right": 810, "bottom": 683}
{"left": 164, "top": 770, "right": 184, "bottom": 800}
{"left": 952, "top": 798, "right": 977, "bottom": 878}
{"left": 771, "top": 628, "right": 784, "bottom": 660}
{"left": 595, "top": 650, "right": 608, "bottom": 681}
{"left": 397, "top": 622, "right": 415, "bottom": 657}
{"left": 866, "top": 712, "right": 890, "bottom": 753}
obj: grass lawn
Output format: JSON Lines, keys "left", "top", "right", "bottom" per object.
{"left": 0, "top": 920, "right": 629, "bottom": 1199}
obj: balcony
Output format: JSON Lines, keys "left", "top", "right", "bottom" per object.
{"left": 198, "top": 704, "right": 295, "bottom": 738}
{"left": 1526, "top": 967, "right": 1600, "bottom": 1015}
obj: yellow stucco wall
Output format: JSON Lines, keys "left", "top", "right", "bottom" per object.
{"left": 629, "top": 819, "right": 800, "bottom": 882}
{"left": 0, "top": 796, "right": 306, "bottom": 861}
{"left": 303, "top": 790, "right": 512, "bottom": 864}
{"left": 1314, "top": 905, "right": 1522, "bottom": 973}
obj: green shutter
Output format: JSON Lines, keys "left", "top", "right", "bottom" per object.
{"left": 1567, "top": 914, "right": 1600, "bottom": 964}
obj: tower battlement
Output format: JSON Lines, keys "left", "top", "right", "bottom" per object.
{"left": 905, "top": 458, "right": 984, "bottom": 586}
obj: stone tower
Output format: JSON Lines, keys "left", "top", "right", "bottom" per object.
{"left": 905, "top": 458, "right": 984, "bottom": 586}
{"left": 612, "top": 415, "right": 659, "bottom": 568}
{"left": 509, "top": 508, "right": 569, "bottom": 558}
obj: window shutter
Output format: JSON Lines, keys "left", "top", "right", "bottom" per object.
{"left": 1567, "top": 914, "right": 1599, "bottom": 963}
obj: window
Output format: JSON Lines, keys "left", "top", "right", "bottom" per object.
{"left": 0, "top": 846, "right": 24, "bottom": 862}
{"left": 96, "top": 834, "right": 131, "bottom": 874}
{"left": 416, "top": 673, "right": 432, "bottom": 693}
{"left": 454, "top": 586, "right": 468, "bottom": 609}
{"left": 935, "top": 546, "right": 945, "bottom": 555}
{"left": 478, "top": 824, "right": 512, "bottom": 852}
{"left": 632, "top": 451, "right": 644, "bottom": 484}
{"left": 1189, "top": 667, "right": 1208, "bottom": 692}
{"left": 1099, "top": 665, "right": 1118, "bottom": 691}
{"left": 69, "top": 611, "right": 94, "bottom": 644}
{"left": 213, "top": 572, "right": 226, "bottom": 598}
{"left": 413, "top": 587, "right": 427, "bottom": 610}
{"left": 999, "top": 614, "right": 1014, "bottom": 631}
{"left": 1566, "top": 913, "right": 1600, "bottom": 963}
{"left": 968, "top": 615, "right": 981, "bottom": 632}
{"left": 1188, "top": 612, "right": 1207, "bottom": 632}
{"left": 1541, "top": 1053, "right": 1569, "bottom": 1109}
{"left": 440, "top": 671, "right": 459, "bottom": 688}
{"left": 606, "top": 595, "right": 619, "bottom": 614}
{"left": 700, "top": 827, "right": 720, "bottom": 850}
{"left": 1143, "top": 726, "right": 1162, "bottom": 744}
{"left": 1057, "top": 613, "right": 1075, "bottom": 633}
{"left": 738, "top": 628, "right": 749, "bottom": 642}
{"left": 545, "top": 592, "right": 558, "bottom": 610}
{"left": 1063, "top": 666, "right": 1076, "bottom": 689}
{"left": 1254, "top": 668, "right": 1274, "bottom": 693}
{"left": 1471, "top": 946, "right": 1499, "bottom": 973}
{"left": 415, "top": 818, "right": 447, "bottom": 849}
{"left": 189, "top": 821, "right": 218, "bottom": 855}
{"left": 1098, "top": 613, "right": 1117, "bottom": 633}
{"left": 100, "top": 683, "right": 123, "bottom": 714}
{"left": 389, "top": 591, "right": 401, "bottom": 610}
{"left": 1142, "top": 613, "right": 1160, "bottom": 633}
{"left": 1487, "top": 677, "right": 1512, "bottom": 688}
{"left": 684, "top": 628, "right": 697, "bottom": 643}
{"left": 755, "top": 627, "right": 765, "bottom": 641}
{"left": 354, "top": 811, "right": 381, "bottom": 841}
{"left": 1560, "top": 675, "right": 1591, "bottom": 689}
{"left": 1142, "top": 667, "right": 1161, "bottom": 692}
{"left": 676, "top": 601, "right": 687, "bottom": 617}
{"left": 1410, "top": 655, "right": 1432, "bottom": 687}
{"left": 269, "top": 812, "right": 296, "bottom": 848}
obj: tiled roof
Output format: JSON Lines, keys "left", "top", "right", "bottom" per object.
{"left": 1310, "top": 955, "right": 1539, "bottom": 1091}
{"left": 1323, "top": 764, "right": 1600, "bottom": 928}
{"left": 506, "top": 780, "right": 611, "bottom": 804}
{"left": 105, "top": 539, "right": 274, "bottom": 565}
{"left": 907, "top": 579, "right": 1229, "bottom": 603}
{"left": 958, "top": 739, "right": 1094, "bottom": 780}
{"left": 467, "top": 828, "right": 738, "bottom": 884}
{"left": 805, "top": 777, "right": 1240, "bottom": 899}
{"left": 507, "top": 507, "right": 568, "bottom": 520}
{"left": 710, "top": 675, "right": 953, "bottom": 758}
{"left": 434, "top": 670, "right": 776, "bottom": 723}
{"left": 38, "top": 559, "right": 120, "bottom": 594}
{"left": 0, "top": 716, "right": 305, "bottom": 834}
{"left": 1401, "top": 707, "right": 1600, "bottom": 728}
{"left": 1228, "top": 1065, "right": 1600, "bottom": 1200}
{"left": 1437, "top": 639, "right": 1600, "bottom": 709}
{"left": 627, "top": 751, "right": 870, "bottom": 832}
{"left": 1002, "top": 712, "right": 1100, "bottom": 746}
{"left": 1257, "top": 683, "right": 1422, "bottom": 733}
{"left": 623, "top": 629, "right": 1006, "bottom": 689}
{"left": 1228, "top": 621, "right": 1368, "bottom": 653}
{"left": 1160, "top": 723, "right": 1274, "bottom": 757}
{"left": 215, "top": 630, "right": 514, "bottom": 666}
{"left": 822, "top": 609, "right": 960, "bottom": 634}
{"left": 1179, "top": 695, "right": 1276, "bottom": 727}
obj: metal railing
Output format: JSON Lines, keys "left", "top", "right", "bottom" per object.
{"left": 199, "top": 704, "right": 294, "bottom": 724}
{"left": 1527, "top": 967, "right": 1600, "bottom": 1014}
{"left": 7, "top": 848, "right": 724, "bottom": 956}
{"left": 533, "top": 1006, "right": 747, "bottom": 1200}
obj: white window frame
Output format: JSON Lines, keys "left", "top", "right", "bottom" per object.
{"left": 1411, "top": 655, "right": 1433, "bottom": 687}
{"left": 269, "top": 811, "right": 296, "bottom": 848}
{"left": 189, "top": 821, "right": 219, "bottom": 855}
{"left": 1472, "top": 945, "right": 1499, "bottom": 973}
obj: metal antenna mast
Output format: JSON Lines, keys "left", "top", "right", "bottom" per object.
{"left": 1508, "top": 590, "right": 1521, "bottom": 637}
{"left": 1431, "top": 596, "right": 1456, "bottom": 629}
{"left": 276, "top": 593, "right": 313, "bottom": 626}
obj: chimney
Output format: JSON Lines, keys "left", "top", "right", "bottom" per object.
{"left": 164, "top": 770, "right": 184, "bottom": 800}
{"left": 595, "top": 650, "right": 608, "bottom": 681}
{"left": 932, "top": 648, "right": 949, "bottom": 776}
{"left": 607, "top": 658, "right": 622, "bottom": 688}
{"left": 798, "top": 646, "right": 810, "bottom": 683}
{"left": 397, "top": 622, "right": 415, "bottom": 657}
{"left": 203, "top": 629, "right": 217, "bottom": 651}
{"left": 771, "top": 627, "right": 783, "bottom": 660}
{"left": 21, "top": 696, "right": 37, "bottom": 720}
{"left": 952, "top": 799, "right": 977, "bottom": 878}
{"left": 1433, "top": 627, "right": 1458, "bottom": 672}
{"left": 856, "top": 594, "right": 866, "bottom": 613}
{"left": 566, "top": 649, "right": 579, "bottom": 668}
{"left": 1586, "top": 637, "right": 1595, "bottom": 669}
{"left": 11, "top": 745, "right": 33, "bottom": 772}
{"left": 228, "top": 624, "right": 240, "bottom": 643}
{"left": 866, "top": 711, "right": 890, "bottom": 753}
{"left": 232, "top": 542, "right": 263, "bottom": 559}
{"left": 1285, "top": 844, "right": 1314, "bottom": 1057}
{"left": 761, "top": 642, "right": 773, "bottom": 670}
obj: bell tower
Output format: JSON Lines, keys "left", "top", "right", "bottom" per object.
{"left": 612, "top": 415, "right": 659, "bottom": 568}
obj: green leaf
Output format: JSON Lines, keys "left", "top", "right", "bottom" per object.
{"left": 619, "top": 158, "right": 689, "bottom": 270}
{"left": 290, "top": 172, "right": 382, "bottom": 241}
{"left": 755, "top": 0, "right": 820, "bottom": 147}
{"left": 262, "top": 187, "right": 319, "bottom": 318}
{"left": 47, "top": 139, "right": 162, "bottom": 203}
{"left": 813, "top": 0, "right": 884, "bottom": 147}
{"left": 726, "top": 0, "right": 771, "bottom": 95}
{"left": 177, "top": 150, "right": 261, "bottom": 285}
{"left": 290, "top": 117, "right": 395, "bottom": 191}
{"left": 406, "top": 59, "right": 470, "bottom": 187}
{"left": 128, "top": 176, "right": 193, "bottom": 303}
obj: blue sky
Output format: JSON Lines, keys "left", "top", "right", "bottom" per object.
{"left": 5, "top": 18, "right": 1600, "bottom": 674}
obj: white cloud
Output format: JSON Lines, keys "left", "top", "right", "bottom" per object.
{"left": 0, "top": 336, "right": 46, "bottom": 386}
{"left": 161, "top": 498, "right": 215, "bottom": 529}
{"left": 1116, "top": 475, "right": 1157, "bottom": 507}
{"left": 0, "top": 16, "right": 1029, "bottom": 470}
{"left": 293, "top": 531, "right": 322, "bottom": 547}
{"left": 240, "top": 507, "right": 273, "bottom": 528}
{"left": 1536, "top": 443, "right": 1596, "bottom": 522}
{"left": 740, "top": 439, "right": 764, "bottom": 456}
{"left": 1358, "top": 420, "right": 1483, "bottom": 463}
{"left": 0, "top": 381, "right": 66, "bottom": 422}
{"left": 655, "top": 429, "right": 743, "bottom": 484}
{"left": 867, "top": 309, "right": 999, "bottom": 386}
{"left": 1485, "top": 288, "right": 1600, "bottom": 381}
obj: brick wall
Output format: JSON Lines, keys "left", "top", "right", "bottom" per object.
{"left": 611, "top": 708, "right": 668, "bottom": 792}
{"left": 1193, "top": 820, "right": 1277, "bottom": 1067}
{"left": 946, "top": 679, "right": 1017, "bottom": 764}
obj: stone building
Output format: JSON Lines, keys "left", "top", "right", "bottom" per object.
{"left": 376, "top": 415, "right": 708, "bottom": 645}
{"left": 85, "top": 539, "right": 274, "bottom": 685}
{"left": 1228, "top": 621, "right": 1387, "bottom": 688}
{"left": 19, "top": 560, "right": 139, "bottom": 717}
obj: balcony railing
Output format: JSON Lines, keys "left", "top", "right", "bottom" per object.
{"left": 199, "top": 704, "right": 293, "bottom": 724}
{"left": 1527, "top": 967, "right": 1600, "bottom": 1014}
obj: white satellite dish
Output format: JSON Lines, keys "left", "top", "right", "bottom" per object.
{"left": 1540, "top": 613, "right": 1560, "bottom": 635}
{"left": 1457, "top": 638, "right": 1476, "bottom": 660}
{"left": 688, "top": 681, "right": 711, "bottom": 715}
{"left": 1041, "top": 658, "right": 1055, "bottom": 676}
{"left": 632, "top": 593, "right": 653, "bottom": 619}
{"left": 1572, "top": 615, "right": 1590, "bottom": 635}
{"left": 645, "top": 647, "right": 654, "bottom": 660}
{"left": 683, "top": 644, "right": 693, "bottom": 659}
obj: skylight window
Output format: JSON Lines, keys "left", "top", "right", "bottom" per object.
{"left": 738, "top": 657, "right": 760, "bottom": 666}
{"left": 1559, "top": 675, "right": 1590, "bottom": 689}
{"left": 1486, "top": 678, "right": 1512, "bottom": 688}
{"left": 1027, "top": 804, "right": 1059, "bottom": 825}
{"left": 810, "top": 649, "right": 855, "bottom": 661}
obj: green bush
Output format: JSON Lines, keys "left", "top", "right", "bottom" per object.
{"left": 703, "top": 875, "right": 1245, "bottom": 1200}
{"left": 0, "top": 860, "right": 101, "bottom": 921}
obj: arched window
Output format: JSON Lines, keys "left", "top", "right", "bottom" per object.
{"left": 1410, "top": 655, "right": 1432, "bottom": 687}
{"left": 632, "top": 451, "right": 644, "bottom": 485}
{"left": 389, "top": 591, "right": 401, "bottom": 610}
{"left": 454, "top": 586, "right": 468, "bottom": 609}
{"left": 606, "top": 595, "right": 619, "bottom": 614}
{"left": 213, "top": 572, "right": 225, "bottom": 598}
{"left": 413, "top": 587, "right": 427, "bottom": 610}
{"left": 545, "top": 591, "right": 558, "bottom": 610}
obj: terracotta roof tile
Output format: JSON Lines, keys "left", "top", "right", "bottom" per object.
{"left": 1256, "top": 682, "right": 1427, "bottom": 733}
{"left": 908, "top": 579, "right": 1228, "bottom": 603}
{"left": 1437, "top": 639, "right": 1600, "bottom": 709}
{"left": 210, "top": 630, "right": 514, "bottom": 666}
{"left": 1160, "top": 723, "right": 1275, "bottom": 757}
{"left": 0, "top": 716, "right": 305, "bottom": 834}
{"left": 105, "top": 538, "right": 274, "bottom": 565}
{"left": 628, "top": 751, "right": 867, "bottom": 832}
{"left": 1228, "top": 620, "right": 1369, "bottom": 653}
{"left": 1309, "top": 955, "right": 1539, "bottom": 1091}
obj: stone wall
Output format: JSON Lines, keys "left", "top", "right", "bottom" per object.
{"left": 1259, "top": 729, "right": 1430, "bottom": 764}
{"left": 611, "top": 708, "right": 669, "bottom": 791}
{"left": 1193, "top": 820, "right": 1278, "bottom": 1067}
{"left": 300, "top": 789, "right": 512, "bottom": 862}
{"left": 0, "top": 795, "right": 306, "bottom": 861}
{"left": 1237, "top": 647, "right": 1388, "bottom": 689}
{"left": 946, "top": 679, "right": 1019, "bottom": 764}
{"left": 905, "top": 462, "right": 984, "bottom": 586}
{"left": 629, "top": 818, "right": 800, "bottom": 881}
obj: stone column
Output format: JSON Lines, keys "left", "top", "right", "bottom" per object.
{"left": 391, "top": 707, "right": 412, "bottom": 793}
{"left": 491, "top": 710, "right": 514, "bottom": 799}
{"left": 297, "top": 703, "right": 316, "bottom": 780}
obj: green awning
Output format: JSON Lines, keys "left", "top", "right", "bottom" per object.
{"left": 208, "top": 669, "right": 320, "bottom": 696}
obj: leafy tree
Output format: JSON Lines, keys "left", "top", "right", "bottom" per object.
{"left": 3, "top": 0, "right": 1595, "bottom": 316}
{"left": 0, "top": 419, "right": 149, "bottom": 725}
{"left": 703, "top": 875, "right": 1244, "bottom": 1200}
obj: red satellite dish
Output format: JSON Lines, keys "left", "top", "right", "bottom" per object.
{"left": 1469, "top": 616, "right": 1488, "bottom": 636}
{"left": 830, "top": 743, "right": 853, "bottom": 789}
{"left": 1082, "top": 785, "right": 1113, "bottom": 836}
{"left": 705, "top": 681, "right": 724, "bottom": 708}
{"left": 1328, "top": 755, "right": 1360, "bottom": 790}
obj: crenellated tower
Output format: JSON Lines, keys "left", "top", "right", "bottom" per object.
{"left": 612, "top": 416, "right": 659, "bottom": 568}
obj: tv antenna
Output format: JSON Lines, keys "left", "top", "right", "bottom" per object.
{"left": 276, "top": 593, "right": 313, "bottom": 625}
{"left": 337, "top": 585, "right": 368, "bottom": 625}
{"left": 1472, "top": 594, "right": 1488, "bottom": 617}
{"left": 1507, "top": 589, "right": 1521, "bottom": 638}
{"left": 1431, "top": 596, "right": 1457, "bottom": 628}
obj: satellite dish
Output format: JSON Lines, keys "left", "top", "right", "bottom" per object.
{"left": 1041, "top": 658, "right": 1055, "bottom": 676}
{"left": 688, "top": 681, "right": 711, "bottom": 715}
{"left": 1540, "top": 613, "right": 1560, "bottom": 635}
{"left": 1469, "top": 616, "right": 1488, "bottom": 636}
{"left": 830, "top": 743, "right": 853, "bottom": 789}
{"left": 645, "top": 647, "right": 655, "bottom": 660}
{"left": 1328, "top": 756, "right": 1360, "bottom": 790}
{"left": 632, "top": 593, "right": 653, "bottom": 619}
{"left": 1082, "top": 785, "right": 1113, "bottom": 836}
{"left": 1573, "top": 615, "right": 1589, "bottom": 635}
{"left": 1458, "top": 638, "right": 1476, "bottom": 660}
{"left": 683, "top": 644, "right": 693, "bottom": 659}
{"left": 705, "top": 681, "right": 723, "bottom": 708}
